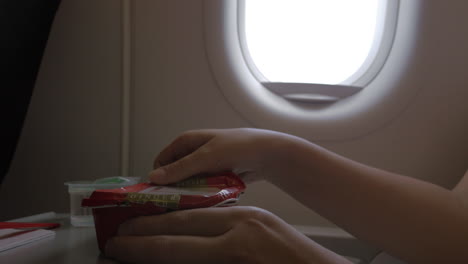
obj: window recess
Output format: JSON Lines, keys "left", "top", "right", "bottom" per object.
{"left": 239, "top": 0, "right": 399, "bottom": 104}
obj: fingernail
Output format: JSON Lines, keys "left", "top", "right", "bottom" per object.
{"left": 149, "top": 168, "right": 166, "bottom": 182}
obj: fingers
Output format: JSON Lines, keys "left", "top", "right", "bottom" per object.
{"left": 149, "top": 148, "right": 225, "bottom": 184}
{"left": 149, "top": 145, "right": 231, "bottom": 185}
{"left": 150, "top": 130, "right": 224, "bottom": 184}
{"left": 106, "top": 235, "right": 224, "bottom": 264}
{"left": 107, "top": 207, "right": 275, "bottom": 264}
{"left": 118, "top": 207, "right": 237, "bottom": 237}
{"left": 153, "top": 130, "right": 214, "bottom": 169}
{"left": 149, "top": 128, "right": 280, "bottom": 184}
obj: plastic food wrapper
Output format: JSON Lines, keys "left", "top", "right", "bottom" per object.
{"left": 82, "top": 172, "right": 246, "bottom": 251}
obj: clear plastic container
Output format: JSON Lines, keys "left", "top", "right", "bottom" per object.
{"left": 64, "top": 177, "right": 140, "bottom": 227}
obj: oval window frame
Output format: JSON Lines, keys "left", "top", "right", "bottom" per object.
{"left": 203, "top": 0, "right": 421, "bottom": 140}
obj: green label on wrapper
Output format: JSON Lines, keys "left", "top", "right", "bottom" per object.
{"left": 126, "top": 193, "right": 181, "bottom": 209}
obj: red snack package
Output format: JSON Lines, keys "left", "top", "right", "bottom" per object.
{"left": 82, "top": 172, "right": 246, "bottom": 251}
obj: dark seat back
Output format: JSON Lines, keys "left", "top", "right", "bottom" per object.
{"left": 0, "top": 0, "right": 62, "bottom": 184}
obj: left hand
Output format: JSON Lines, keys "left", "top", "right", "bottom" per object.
{"left": 105, "top": 206, "right": 351, "bottom": 264}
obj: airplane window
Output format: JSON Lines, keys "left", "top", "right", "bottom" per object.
{"left": 243, "top": 0, "right": 378, "bottom": 85}
{"left": 203, "top": 0, "right": 409, "bottom": 140}
{"left": 238, "top": 0, "right": 399, "bottom": 103}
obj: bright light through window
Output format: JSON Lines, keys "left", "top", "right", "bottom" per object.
{"left": 244, "top": 0, "right": 380, "bottom": 85}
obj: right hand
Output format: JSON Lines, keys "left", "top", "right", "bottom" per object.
{"left": 148, "top": 128, "right": 301, "bottom": 185}
{"left": 106, "top": 206, "right": 351, "bottom": 264}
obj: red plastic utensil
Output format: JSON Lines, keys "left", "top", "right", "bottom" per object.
{"left": 0, "top": 222, "right": 60, "bottom": 230}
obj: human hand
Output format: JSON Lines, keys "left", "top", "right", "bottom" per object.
{"left": 105, "top": 206, "right": 351, "bottom": 264}
{"left": 148, "top": 128, "right": 302, "bottom": 185}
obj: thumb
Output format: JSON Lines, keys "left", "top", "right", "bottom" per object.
{"left": 148, "top": 149, "right": 225, "bottom": 185}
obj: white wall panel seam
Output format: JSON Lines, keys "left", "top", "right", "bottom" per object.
{"left": 121, "top": 0, "right": 132, "bottom": 176}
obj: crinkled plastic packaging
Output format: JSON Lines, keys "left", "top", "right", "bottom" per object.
{"left": 81, "top": 172, "right": 246, "bottom": 251}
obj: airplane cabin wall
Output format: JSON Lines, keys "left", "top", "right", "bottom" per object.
{"left": 130, "top": 0, "right": 468, "bottom": 226}
{"left": 1, "top": 0, "right": 467, "bottom": 227}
